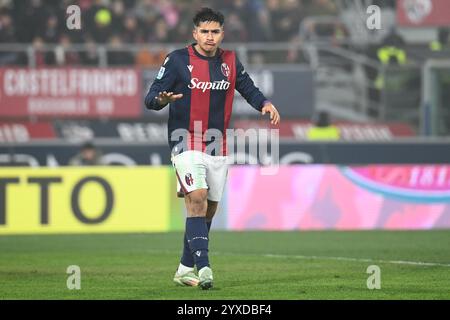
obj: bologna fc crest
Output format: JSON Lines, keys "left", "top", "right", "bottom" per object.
{"left": 185, "top": 173, "right": 194, "bottom": 186}
{"left": 221, "top": 63, "right": 230, "bottom": 77}
{"left": 403, "top": 0, "right": 432, "bottom": 24}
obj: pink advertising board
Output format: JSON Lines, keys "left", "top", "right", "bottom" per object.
{"left": 0, "top": 68, "right": 142, "bottom": 119}
{"left": 227, "top": 165, "right": 450, "bottom": 230}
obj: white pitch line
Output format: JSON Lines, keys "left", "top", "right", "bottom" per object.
{"left": 261, "top": 253, "right": 450, "bottom": 268}
{"left": 147, "top": 249, "right": 450, "bottom": 268}
{"left": 214, "top": 251, "right": 450, "bottom": 268}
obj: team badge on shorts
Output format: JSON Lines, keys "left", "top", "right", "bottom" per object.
{"left": 185, "top": 173, "right": 194, "bottom": 186}
{"left": 221, "top": 63, "right": 230, "bottom": 77}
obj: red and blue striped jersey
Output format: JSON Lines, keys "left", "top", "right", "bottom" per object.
{"left": 145, "top": 43, "right": 268, "bottom": 156}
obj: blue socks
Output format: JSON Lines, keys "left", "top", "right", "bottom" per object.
{"left": 181, "top": 218, "right": 212, "bottom": 269}
{"left": 180, "top": 234, "right": 194, "bottom": 268}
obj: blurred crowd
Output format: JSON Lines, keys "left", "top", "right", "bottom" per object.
{"left": 0, "top": 0, "right": 339, "bottom": 66}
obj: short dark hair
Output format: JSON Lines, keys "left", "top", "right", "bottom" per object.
{"left": 193, "top": 7, "right": 224, "bottom": 27}
{"left": 81, "top": 141, "right": 95, "bottom": 150}
{"left": 315, "top": 111, "right": 331, "bottom": 127}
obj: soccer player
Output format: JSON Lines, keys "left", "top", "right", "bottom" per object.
{"left": 145, "top": 7, "right": 280, "bottom": 290}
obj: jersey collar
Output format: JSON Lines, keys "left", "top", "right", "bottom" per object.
{"left": 191, "top": 43, "right": 222, "bottom": 60}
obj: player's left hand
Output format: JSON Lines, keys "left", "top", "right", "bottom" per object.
{"left": 261, "top": 103, "right": 280, "bottom": 125}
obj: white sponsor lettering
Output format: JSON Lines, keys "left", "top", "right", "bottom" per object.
{"left": 291, "top": 124, "right": 393, "bottom": 141}
{"left": 188, "top": 78, "right": 230, "bottom": 92}
{"left": 0, "top": 124, "right": 30, "bottom": 142}
{"left": 3, "top": 69, "right": 137, "bottom": 97}
{"left": 28, "top": 98, "right": 89, "bottom": 114}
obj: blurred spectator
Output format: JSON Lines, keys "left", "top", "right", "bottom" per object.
{"left": 304, "top": 0, "right": 337, "bottom": 17}
{"left": 32, "top": 36, "right": 55, "bottom": 66}
{"left": 40, "top": 14, "right": 60, "bottom": 43}
{"left": 0, "top": 0, "right": 348, "bottom": 66}
{"left": 121, "top": 13, "right": 142, "bottom": 43}
{"left": 14, "top": 0, "right": 47, "bottom": 43}
{"left": 3, "top": 0, "right": 342, "bottom": 46}
{"left": 286, "top": 35, "right": 308, "bottom": 63}
{"left": 0, "top": 8, "right": 16, "bottom": 42}
{"left": 156, "top": 0, "right": 180, "bottom": 29}
{"left": 107, "top": 35, "right": 135, "bottom": 65}
{"left": 169, "top": 21, "right": 190, "bottom": 43}
{"left": 122, "top": 0, "right": 137, "bottom": 10}
{"left": 373, "top": 27, "right": 408, "bottom": 90}
{"left": 429, "top": 28, "right": 450, "bottom": 52}
{"left": 0, "top": 9, "right": 18, "bottom": 65}
{"left": 55, "top": 34, "right": 80, "bottom": 66}
{"left": 69, "top": 141, "right": 104, "bottom": 166}
{"left": 0, "top": 0, "right": 13, "bottom": 9}
{"left": 90, "top": 7, "right": 114, "bottom": 43}
{"left": 217, "top": 0, "right": 268, "bottom": 42}
{"left": 80, "top": 37, "right": 101, "bottom": 65}
{"left": 379, "top": 27, "right": 406, "bottom": 50}
{"left": 223, "top": 12, "right": 248, "bottom": 42}
{"left": 250, "top": 52, "right": 265, "bottom": 66}
{"left": 134, "top": 0, "right": 161, "bottom": 30}
{"left": 111, "top": 0, "right": 126, "bottom": 35}
{"left": 331, "top": 21, "right": 348, "bottom": 46}
{"left": 148, "top": 18, "right": 171, "bottom": 43}
{"left": 245, "top": 0, "right": 271, "bottom": 42}
{"left": 267, "top": 0, "right": 284, "bottom": 39}
{"left": 269, "top": 0, "right": 304, "bottom": 42}
{"left": 77, "top": 0, "right": 94, "bottom": 11}
{"left": 307, "top": 110, "right": 340, "bottom": 140}
{"left": 366, "top": 27, "right": 411, "bottom": 117}
{"left": 372, "top": 0, "right": 395, "bottom": 8}
{"left": 301, "top": 17, "right": 349, "bottom": 46}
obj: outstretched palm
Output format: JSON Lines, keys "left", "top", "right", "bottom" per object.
{"left": 156, "top": 91, "right": 183, "bottom": 106}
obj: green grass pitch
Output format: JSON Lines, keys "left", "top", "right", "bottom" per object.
{"left": 0, "top": 231, "right": 449, "bottom": 299}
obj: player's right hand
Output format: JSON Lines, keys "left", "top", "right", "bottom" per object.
{"left": 156, "top": 91, "right": 183, "bottom": 106}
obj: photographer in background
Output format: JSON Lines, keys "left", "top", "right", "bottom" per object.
{"left": 307, "top": 110, "right": 340, "bottom": 140}
{"left": 69, "top": 141, "right": 104, "bottom": 166}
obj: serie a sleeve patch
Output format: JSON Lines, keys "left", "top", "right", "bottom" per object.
{"left": 156, "top": 67, "right": 166, "bottom": 80}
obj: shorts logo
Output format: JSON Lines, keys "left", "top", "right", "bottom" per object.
{"left": 221, "top": 63, "right": 230, "bottom": 77}
{"left": 185, "top": 173, "right": 194, "bottom": 186}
